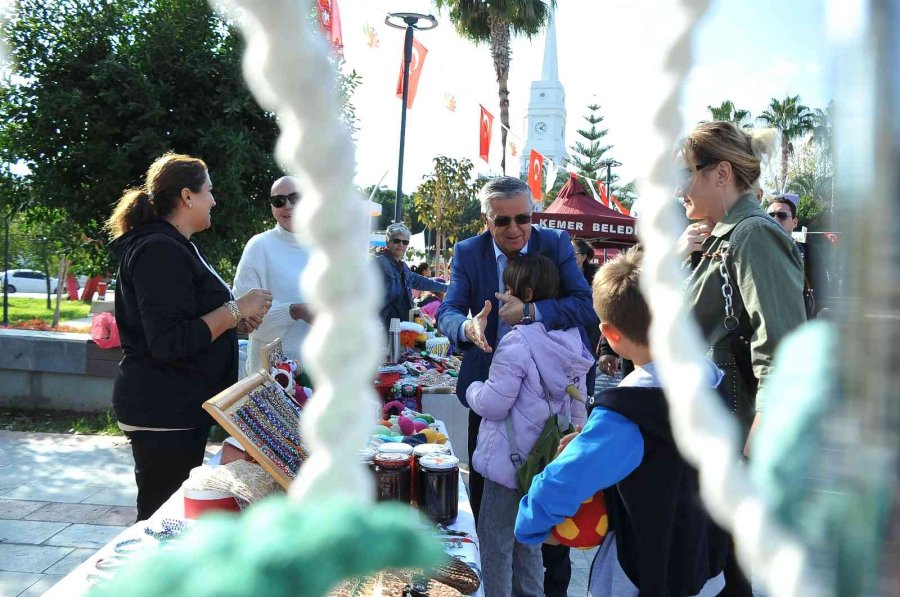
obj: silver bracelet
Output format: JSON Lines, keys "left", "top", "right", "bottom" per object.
{"left": 223, "top": 300, "right": 241, "bottom": 329}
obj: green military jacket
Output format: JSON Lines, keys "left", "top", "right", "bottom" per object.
{"left": 685, "top": 194, "right": 807, "bottom": 438}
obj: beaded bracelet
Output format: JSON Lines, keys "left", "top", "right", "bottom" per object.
{"left": 223, "top": 300, "right": 241, "bottom": 328}
{"left": 143, "top": 518, "right": 189, "bottom": 541}
{"left": 113, "top": 537, "right": 145, "bottom": 554}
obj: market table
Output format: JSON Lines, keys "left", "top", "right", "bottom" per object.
{"left": 46, "top": 426, "right": 483, "bottom": 597}
{"left": 421, "top": 393, "right": 469, "bottom": 466}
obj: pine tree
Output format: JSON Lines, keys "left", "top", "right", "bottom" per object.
{"left": 568, "top": 104, "right": 612, "bottom": 180}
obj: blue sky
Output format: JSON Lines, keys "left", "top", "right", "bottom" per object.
{"left": 340, "top": 0, "right": 831, "bottom": 192}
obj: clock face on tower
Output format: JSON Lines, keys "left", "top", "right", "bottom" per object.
{"left": 534, "top": 121, "right": 548, "bottom": 136}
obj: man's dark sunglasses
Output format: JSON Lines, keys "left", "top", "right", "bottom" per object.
{"left": 489, "top": 213, "right": 532, "bottom": 227}
{"left": 390, "top": 238, "right": 410, "bottom": 246}
{"left": 270, "top": 192, "right": 300, "bottom": 208}
{"left": 768, "top": 211, "right": 791, "bottom": 221}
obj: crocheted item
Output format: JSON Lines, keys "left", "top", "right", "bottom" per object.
{"left": 89, "top": 498, "right": 445, "bottom": 597}
{"left": 184, "top": 462, "right": 281, "bottom": 509}
{"left": 327, "top": 556, "right": 480, "bottom": 596}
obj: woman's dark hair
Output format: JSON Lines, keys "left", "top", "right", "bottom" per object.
{"left": 503, "top": 254, "right": 559, "bottom": 303}
{"left": 106, "top": 152, "right": 208, "bottom": 239}
{"left": 571, "top": 238, "right": 594, "bottom": 261}
{"left": 413, "top": 262, "right": 431, "bottom": 275}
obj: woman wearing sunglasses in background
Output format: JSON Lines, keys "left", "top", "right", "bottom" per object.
{"left": 233, "top": 176, "right": 314, "bottom": 375}
{"left": 376, "top": 222, "right": 448, "bottom": 329}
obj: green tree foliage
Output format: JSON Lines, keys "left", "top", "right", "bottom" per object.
{"left": 786, "top": 141, "right": 831, "bottom": 229}
{"left": 433, "top": 0, "right": 555, "bottom": 174}
{"left": 363, "top": 186, "right": 422, "bottom": 233}
{"left": 568, "top": 104, "right": 612, "bottom": 180}
{"left": 706, "top": 100, "right": 753, "bottom": 127}
{"left": 413, "top": 156, "right": 480, "bottom": 260}
{"left": 0, "top": 0, "right": 360, "bottom": 283}
{"left": 758, "top": 95, "right": 815, "bottom": 193}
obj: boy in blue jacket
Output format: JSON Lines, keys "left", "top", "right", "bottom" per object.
{"left": 514, "top": 248, "right": 730, "bottom": 596}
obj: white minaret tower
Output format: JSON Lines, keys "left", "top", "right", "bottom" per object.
{"left": 521, "top": 6, "right": 567, "bottom": 177}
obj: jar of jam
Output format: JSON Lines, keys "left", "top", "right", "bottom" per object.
{"left": 377, "top": 443, "right": 414, "bottom": 458}
{"left": 417, "top": 454, "right": 459, "bottom": 524}
{"left": 374, "top": 452, "right": 412, "bottom": 503}
{"left": 411, "top": 444, "right": 451, "bottom": 505}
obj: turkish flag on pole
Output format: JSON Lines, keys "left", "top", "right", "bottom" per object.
{"left": 396, "top": 38, "right": 428, "bottom": 109}
{"left": 318, "top": 0, "right": 343, "bottom": 55}
{"left": 596, "top": 181, "right": 610, "bottom": 207}
{"left": 610, "top": 194, "right": 631, "bottom": 216}
{"left": 479, "top": 105, "right": 494, "bottom": 163}
{"left": 528, "top": 150, "right": 544, "bottom": 201}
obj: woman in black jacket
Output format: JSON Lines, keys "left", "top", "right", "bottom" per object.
{"left": 106, "top": 152, "right": 272, "bottom": 521}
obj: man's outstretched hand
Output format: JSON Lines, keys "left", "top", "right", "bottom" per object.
{"left": 465, "top": 300, "right": 493, "bottom": 353}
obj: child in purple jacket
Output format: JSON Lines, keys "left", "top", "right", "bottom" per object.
{"left": 467, "top": 254, "right": 593, "bottom": 597}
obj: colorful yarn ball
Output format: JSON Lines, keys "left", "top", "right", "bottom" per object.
{"left": 412, "top": 420, "right": 428, "bottom": 433}
{"left": 373, "top": 425, "right": 393, "bottom": 437}
{"left": 417, "top": 414, "right": 435, "bottom": 424}
{"left": 383, "top": 401, "right": 405, "bottom": 417}
{"left": 419, "top": 428, "right": 448, "bottom": 445}
{"left": 397, "top": 416, "right": 416, "bottom": 436}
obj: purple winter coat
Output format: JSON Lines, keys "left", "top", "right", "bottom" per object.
{"left": 467, "top": 323, "right": 593, "bottom": 490}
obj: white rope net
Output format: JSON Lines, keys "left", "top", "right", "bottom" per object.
{"left": 211, "top": 0, "right": 383, "bottom": 504}
{"left": 212, "top": 0, "right": 829, "bottom": 594}
{"left": 633, "top": 1, "right": 821, "bottom": 595}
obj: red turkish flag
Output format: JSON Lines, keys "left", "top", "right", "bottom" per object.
{"left": 596, "top": 181, "right": 610, "bottom": 207}
{"left": 318, "top": 0, "right": 343, "bottom": 55}
{"left": 610, "top": 194, "right": 631, "bottom": 216}
{"left": 479, "top": 105, "right": 494, "bottom": 163}
{"left": 396, "top": 38, "right": 428, "bottom": 109}
{"left": 528, "top": 150, "right": 544, "bottom": 201}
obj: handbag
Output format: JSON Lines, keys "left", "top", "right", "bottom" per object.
{"left": 505, "top": 378, "right": 577, "bottom": 496}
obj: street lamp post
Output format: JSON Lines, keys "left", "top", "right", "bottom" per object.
{"left": 598, "top": 158, "right": 622, "bottom": 202}
{"left": 2, "top": 211, "right": 9, "bottom": 326}
{"left": 385, "top": 12, "right": 437, "bottom": 224}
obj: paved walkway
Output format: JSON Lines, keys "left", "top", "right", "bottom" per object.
{"left": 0, "top": 431, "right": 594, "bottom": 596}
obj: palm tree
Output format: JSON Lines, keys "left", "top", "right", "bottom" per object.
{"left": 706, "top": 100, "right": 753, "bottom": 128}
{"left": 434, "top": 0, "right": 555, "bottom": 174}
{"left": 757, "top": 95, "right": 815, "bottom": 192}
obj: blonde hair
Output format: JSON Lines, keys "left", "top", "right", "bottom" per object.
{"left": 592, "top": 246, "right": 650, "bottom": 345}
{"left": 106, "top": 152, "right": 208, "bottom": 239}
{"left": 681, "top": 122, "right": 778, "bottom": 192}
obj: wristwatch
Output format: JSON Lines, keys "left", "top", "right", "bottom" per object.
{"left": 521, "top": 303, "right": 534, "bottom": 324}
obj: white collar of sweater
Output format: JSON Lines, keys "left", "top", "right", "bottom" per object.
{"left": 272, "top": 223, "right": 301, "bottom": 246}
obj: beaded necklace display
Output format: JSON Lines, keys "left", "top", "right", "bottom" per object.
{"left": 229, "top": 384, "right": 310, "bottom": 477}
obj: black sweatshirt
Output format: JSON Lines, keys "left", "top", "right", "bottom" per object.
{"left": 109, "top": 221, "right": 237, "bottom": 429}
{"left": 589, "top": 387, "right": 729, "bottom": 596}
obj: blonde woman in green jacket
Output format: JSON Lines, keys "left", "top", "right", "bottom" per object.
{"left": 676, "top": 122, "right": 807, "bottom": 457}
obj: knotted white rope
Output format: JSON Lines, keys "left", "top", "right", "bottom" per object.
{"left": 635, "top": 1, "right": 821, "bottom": 595}
{"left": 211, "top": 0, "right": 382, "bottom": 504}
{"left": 210, "top": 0, "right": 823, "bottom": 592}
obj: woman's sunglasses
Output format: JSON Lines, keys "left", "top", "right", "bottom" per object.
{"left": 390, "top": 238, "right": 410, "bottom": 246}
{"left": 488, "top": 213, "right": 532, "bottom": 227}
{"left": 768, "top": 211, "right": 792, "bottom": 221}
{"left": 270, "top": 192, "right": 300, "bottom": 208}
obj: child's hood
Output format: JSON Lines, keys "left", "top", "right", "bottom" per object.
{"left": 516, "top": 323, "right": 594, "bottom": 401}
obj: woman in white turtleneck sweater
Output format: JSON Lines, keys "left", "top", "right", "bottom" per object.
{"left": 233, "top": 176, "right": 313, "bottom": 375}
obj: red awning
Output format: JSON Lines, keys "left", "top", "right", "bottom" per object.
{"left": 533, "top": 175, "right": 637, "bottom": 245}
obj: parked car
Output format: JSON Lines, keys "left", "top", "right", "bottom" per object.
{"left": 0, "top": 269, "right": 60, "bottom": 293}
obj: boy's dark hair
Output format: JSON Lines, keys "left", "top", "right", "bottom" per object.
{"left": 503, "top": 254, "right": 559, "bottom": 303}
{"left": 592, "top": 246, "right": 650, "bottom": 345}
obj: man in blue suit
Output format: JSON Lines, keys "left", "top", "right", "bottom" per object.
{"left": 437, "top": 176, "right": 598, "bottom": 597}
